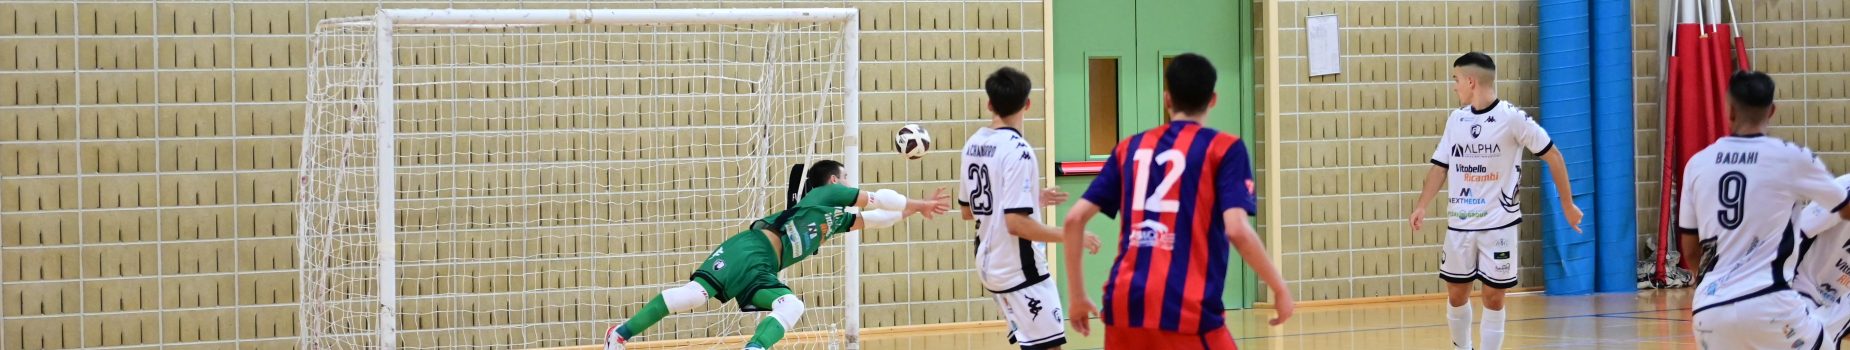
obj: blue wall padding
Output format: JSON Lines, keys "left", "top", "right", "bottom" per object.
{"left": 1591, "top": 0, "right": 1638, "bottom": 293}
{"left": 1538, "top": 0, "right": 1598, "bottom": 296}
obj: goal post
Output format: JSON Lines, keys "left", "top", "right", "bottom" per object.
{"left": 299, "top": 8, "right": 861, "bottom": 350}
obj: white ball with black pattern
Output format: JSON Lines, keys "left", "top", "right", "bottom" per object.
{"left": 894, "top": 124, "right": 932, "bottom": 159}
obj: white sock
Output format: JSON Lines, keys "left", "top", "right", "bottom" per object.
{"left": 1481, "top": 307, "right": 1506, "bottom": 350}
{"left": 1448, "top": 301, "right": 1474, "bottom": 350}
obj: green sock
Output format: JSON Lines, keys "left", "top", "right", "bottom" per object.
{"left": 615, "top": 297, "right": 669, "bottom": 339}
{"left": 745, "top": 288, "right": 795, "bottom": 349}
{"left": 744, "top": 317, "right": 786, "bottom": 349}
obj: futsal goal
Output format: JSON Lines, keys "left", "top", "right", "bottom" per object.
{"left": 298, "top": 8, "right": 861, "bottom": 350}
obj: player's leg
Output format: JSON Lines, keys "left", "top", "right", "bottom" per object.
{"left": 606, "top": 279, "right": 718, "bottom": 349}
{"left": 994, "top": 281, "right": 1068, "bottom": 350}
{"left": 743, "top": 287, "right": 803, "bottom": 350}
{"left": 1474, "top": 227, "right": 1519, "bottom": 350}
{"left": 1693, "top": 292, "right": 1823, "bottom": 349}
{"left": 608, "top": 232, "right": 762, "bottom": 349}
{"left": 1438, "top": 230, "right": 1478, "bottom": 350}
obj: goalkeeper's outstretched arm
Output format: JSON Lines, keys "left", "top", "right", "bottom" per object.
{"left": 852, "top": 188, "right": 952, "bottom": 230}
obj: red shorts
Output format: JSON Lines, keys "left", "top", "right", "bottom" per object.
{"left": 1103, "top": 326, "right": 1236, "bottom": 350}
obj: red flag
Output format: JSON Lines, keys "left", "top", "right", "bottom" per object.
{"left": 1656, "top": 0, "right": 1741, "bottom": 284}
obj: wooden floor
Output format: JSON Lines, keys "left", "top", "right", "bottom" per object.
{"left": 846, "top": 288, "right": 1702, "bottom": 349}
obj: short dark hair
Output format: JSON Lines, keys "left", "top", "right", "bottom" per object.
{"left": 985, "top": 67, "right": 1032, "bottom": 117}
{"left": 1453, "top": 52, "right": 1497, "bottom": 71}
{"left": 801, "top": 160, "right": 845, "bottom": 198}
{"left": 1164, "top": 53, "right": 1217, "bottom": 115}
{"left": 1729, "top": 70, "right": 1776, "bottom": 110}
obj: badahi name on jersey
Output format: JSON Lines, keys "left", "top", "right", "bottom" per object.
{"left": 1451, "top": 143, "right": 1503, "bottom": 158}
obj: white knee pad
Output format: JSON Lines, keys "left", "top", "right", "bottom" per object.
{"left": 769, "top": 294, "right": 805, "bottom": 329}
{"left": 859, "top": 210, "right": 903, "bottom": 229}
{"left": 661, "top": 282, "right": 709, "bottom": 312}
{"left": 867, "top": 189, "right": 908, "bottom": 211}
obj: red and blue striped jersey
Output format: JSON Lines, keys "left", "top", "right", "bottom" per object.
{"left": 1079, "top": 120, "right": 1257, "bottom": 334}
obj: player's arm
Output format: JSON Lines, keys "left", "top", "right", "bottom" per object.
{"left": 1517, "top": 114, "right": 1583, "bottom": 232}
{"left": 1213, "top": 140, "right": 1291, "bottom": 324}
{"left": 1061, "top": 150, "right": 1123, "bottom": 336}
{"left": 850, "top": 188, "right": 952, "bottom": 231}
{"left": 1792, "top": 155, "right": 1850, "bottom": 221}
{"left": 997, "top": 149, "right": 1068, "bottom": 243}
{"left": 1410, "top": 127, "right": 1451, "bottom": 232}
{"left": 1676, "top": 166, "right": 1703, "bottom": 279}
{"left": 1225, "top": 208, "right": 1292, "bottom": 325}
{"left": 1537, "top": 149, "right": 1583, "bottom": 233}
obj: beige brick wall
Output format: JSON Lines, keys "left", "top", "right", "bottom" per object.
{"left": 1254, "top": 0, "right": 1548, "bottom": 301}
{"left": 1633, "top": 0, "right": 1664, "bottom": 272}
{"left": 1738, "top": 1, "right": 1850, "bottom": 164}
{"left": 0, "top": 1, "right": 1044, "bottom": 349}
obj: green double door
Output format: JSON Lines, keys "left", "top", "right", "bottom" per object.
{"left": 1049, "top": 0, "right": 1256, "bottom": 343}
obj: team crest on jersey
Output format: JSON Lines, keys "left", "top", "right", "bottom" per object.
{"left": 1130, "top": 220, "right": 1176, "bottom": 250}
{"left": 714, "top": 259, "right": 727, "bottom": 270}
{"left": 1470, "top": 124, "right": 1482, "bottom": 138}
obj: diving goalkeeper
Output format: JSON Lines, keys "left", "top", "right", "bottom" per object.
{"left": 604, "top": 160, "right": 952, "bottom": 350}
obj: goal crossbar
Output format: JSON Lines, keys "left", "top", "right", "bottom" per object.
{"left": 328, "top": 8, "right": 860, "bottom": 27}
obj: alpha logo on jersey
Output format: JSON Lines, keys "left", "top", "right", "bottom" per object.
{"left": 1130, "top": 220, "right": 1176, "bottom": 250}
{"left": 1452, "top": 143, "right": 1503, "bottom": 158}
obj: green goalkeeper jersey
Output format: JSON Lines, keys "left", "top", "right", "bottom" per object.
{"left": 751, "top": 184, "right": 862, "bottom": 268}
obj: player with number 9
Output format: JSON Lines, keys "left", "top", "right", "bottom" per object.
{"left": 1061, "top": 53, "right": 1290, "bottom": 349}
{"left": 1676, "top": 70, "right": 1850, "bottom": 350}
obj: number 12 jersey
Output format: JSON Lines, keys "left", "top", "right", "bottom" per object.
{"left": 1079, "top": 120, "right": 1256, "bottom": 334}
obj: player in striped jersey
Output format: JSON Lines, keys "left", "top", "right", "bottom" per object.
{"left": 1061, "top": 53, "right": 1293, "bottom": 349}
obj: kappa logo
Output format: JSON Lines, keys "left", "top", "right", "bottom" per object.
{"left": 1026, "top": 296, "right": 1044, "bottom": 320}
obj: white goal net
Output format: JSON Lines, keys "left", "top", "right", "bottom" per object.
{"left": 298, "top": 9, "right": 860, "bottom": 350}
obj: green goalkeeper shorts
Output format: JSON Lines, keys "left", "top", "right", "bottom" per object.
{"left": 690, "top": 230, "right": 787, "bottom": 309}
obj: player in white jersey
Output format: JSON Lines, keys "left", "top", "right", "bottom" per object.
{"left": 958, "top": 67, "right": 1100, "bottom": 350}
{"left": 1679, "top": 70, "right": 1850, "bottom": 350}
{"left": 1794, "top": 174, "right": 1850, "bottom": 344}
{"left": 1408, "top": 52, "right": 1584, "bottom": 350}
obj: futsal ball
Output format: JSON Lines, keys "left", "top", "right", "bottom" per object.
{"left": 895, "top": 124, "right": 932, "bottom": 159}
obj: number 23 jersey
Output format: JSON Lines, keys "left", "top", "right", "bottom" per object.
{"left": 1679, "top": 135, "right": 1849, "bottom": 313}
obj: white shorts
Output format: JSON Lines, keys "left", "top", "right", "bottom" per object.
{"left": 1693, "top": 291, "right": 1831, "bottom": 350}
{"left": 1439, "top": 227, "right": 1519, "bottom": 289}
{"left": 992, "top": 280, "right": 1066, "bottom": 350}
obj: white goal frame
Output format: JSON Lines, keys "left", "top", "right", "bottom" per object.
{"left": 308, "top": 8, "right": 863, "bottom": 350}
